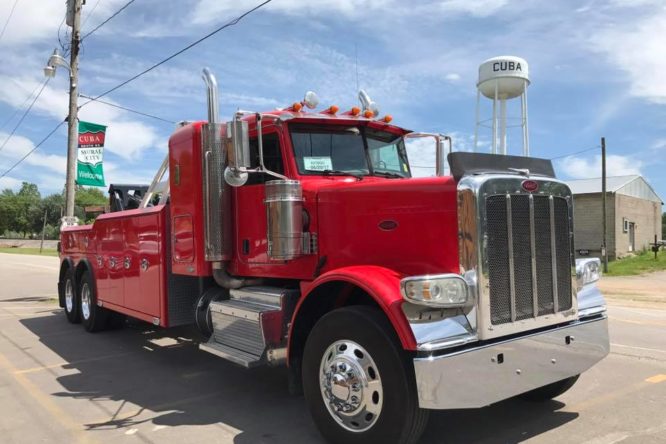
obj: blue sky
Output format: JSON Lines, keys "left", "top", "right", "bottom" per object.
{"left": 0, "top": 0, "right": 665, "bottom": 203}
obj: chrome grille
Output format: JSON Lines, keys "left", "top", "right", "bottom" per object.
{"left": 486, "top": 194, "right": 572, "bottom": 325}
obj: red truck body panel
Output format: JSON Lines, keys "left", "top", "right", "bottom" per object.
{"left": 59, "top": 114, "right": 457, "bottom": 347}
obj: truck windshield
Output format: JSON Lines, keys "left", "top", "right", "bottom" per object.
{"left": 290, "top": 124, "right": 411, "bottom": 178}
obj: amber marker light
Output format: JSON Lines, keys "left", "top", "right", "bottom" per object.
{"left": 321, "top": 105, "right": 339, "bottom": 115}
{"left": 291, "top": 102, "right": 303, "bottom": 112}
{"left": 382, "top": 115, "right": 393, "bottom": 123}
{"left": 350, "top": 106, "right": 361, "bottom": 116}
{"left": 363, "top": 109, "right": 374, "bottom": 118}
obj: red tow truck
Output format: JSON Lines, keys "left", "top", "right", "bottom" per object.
{"left": 58, "top": 68, "right": 609, "bottom": 443}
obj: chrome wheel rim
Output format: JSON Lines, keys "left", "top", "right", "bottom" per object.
{"left": 80, "top": 283, "right": 91, "bottom": 321}
{"left": 64, "top": 279, "right": 74, "bottom": 313}
{"left": 319, "top": 340, "right": 383, "bottom": 432}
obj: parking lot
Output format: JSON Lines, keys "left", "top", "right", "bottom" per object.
{"left": 0, "top": 252, "right": 664, "bottom": 444}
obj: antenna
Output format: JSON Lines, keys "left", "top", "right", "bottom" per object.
{"left": 355, "top": 43, "right": 359, "bottom": 92}
{"left": 474, "top": 56, "right": 530, "bottom": 156}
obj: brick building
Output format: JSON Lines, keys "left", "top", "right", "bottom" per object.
{"left": 567, "top": 175, "right": 663, "bottom": 260}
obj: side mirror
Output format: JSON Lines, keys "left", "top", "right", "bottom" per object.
{"left": 224, "top": 117, "right": 250, "bottom": 187}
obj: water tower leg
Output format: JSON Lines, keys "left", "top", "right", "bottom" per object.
{"left": 522, "top": 82, "right": 530, "bottom": 156}
{"left": 500, "top": 98, "right": 507, "bottom": 155}
{"left": 474, "top": 90, "right": 480, "bottom": 152}
{"left": 492, "top": 80, "right": 498, "bottom": 154}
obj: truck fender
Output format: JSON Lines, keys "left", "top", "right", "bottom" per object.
{"left": 289, "top": 265, "right": 416, "bottom": 357}
{"left": 75, "top": 258, "right": 97, "bottom": 294}
{"left": 58, "top": 257, "right": 76, "bottom": 308}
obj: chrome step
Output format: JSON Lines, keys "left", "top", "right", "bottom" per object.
{"left": 200, "top": 286, "right": 300, "bottom": 368}
{"left": 200, "top": 341, "right": 263, "bottom": 368}
{"left": 230, "top": 286, "right": 293, "bottom": 308}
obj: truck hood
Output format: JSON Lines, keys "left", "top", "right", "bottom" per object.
{"left": 311, "top": 176, "right": 460, "bottom": 277}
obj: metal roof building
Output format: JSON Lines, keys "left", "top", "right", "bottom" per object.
{"left": 567, "top": 175, "right": 663, "bottom": 259}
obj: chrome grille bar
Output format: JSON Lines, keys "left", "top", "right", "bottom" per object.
{"left": 549, "top": 196, "right": 559, "bottom": 313}
{"left": 506, "top": 194, "right": 516, "bottom": 322}
{"left": 529, "top": 194, "right": 538, "bottom": 319}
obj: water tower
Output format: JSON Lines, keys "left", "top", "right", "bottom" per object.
{"left": 474, "top": 56, "right": 530, "bottom": 156}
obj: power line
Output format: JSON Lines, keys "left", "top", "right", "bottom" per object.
{"left": 82, "top": 0, "right": 273, "bottom": 105}
{"left": 81, "top": 0, "right": 136, "bottom": 40}
{"left": 550, "top": 146, "right": 600, "bottom": 160}
{"left": 78, "top": 94, "right": 175, "bottom": 124}
{"left": 81, "top": 0, "right": 103, "bottom": 30}
{"left": 0, "top": 0, "right": 20, "bottom": 43}
{"left": 0, "top": 78, "right": 51, "bottom": 153}
{"left": 0, "top": 119, "right": 66, "bottom": 179}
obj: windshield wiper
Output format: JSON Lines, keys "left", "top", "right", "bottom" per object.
{"left": 373, "top": 171, "right": 404, "bottom": 179}
{"left": 321, "top": 170, "right": 364, "bottom": 180}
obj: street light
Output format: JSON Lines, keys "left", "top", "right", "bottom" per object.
{"left": 43, "top": 46, "right": 79, "bottom": 228}
{"left": 43, "top": 49, "right": 71, "bottom": 78}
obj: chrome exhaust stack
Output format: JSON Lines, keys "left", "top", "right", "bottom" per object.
{"left": 201, "top": 68, "right": 229, "bottom": 262}
{"left": 201, "top": 68, "right": 261, "bottom": 288}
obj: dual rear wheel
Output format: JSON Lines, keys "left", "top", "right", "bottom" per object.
{"left": 61, "top": 268, "right": 123, "bottom": 332}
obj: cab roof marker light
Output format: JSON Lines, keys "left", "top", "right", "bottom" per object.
{"left": 341, "top": 106, "right": 361, "bottom": 116}
{"left": 321, "top": 105, "right": 339, "bottom": 115}
{"left": 380, "top": 114, "right": 393, "bottom": 123}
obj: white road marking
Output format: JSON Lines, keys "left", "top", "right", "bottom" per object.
{"left": 611, "top": 343, "right": 666, "bottom": 354}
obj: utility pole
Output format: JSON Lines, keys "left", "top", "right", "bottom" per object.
{"left": 40, "top": 209, "right": 48, "bottom": 253}
{"left": 63, "top": 0, "right": 82, "bottom": 226}
{"left": 601, "top": 137, "right": 608, "bottom": 273}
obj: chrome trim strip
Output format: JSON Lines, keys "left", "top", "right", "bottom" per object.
{"left": 578, "top": 305, "right": 607, "bottom": 318}
{"left": 529, "top": 194, "right": 538, "bottom": 318}
{"left": 417, "top": 333, "right": 478, "bottom": 352}
{"left": 550, "top": 196, "right": 559, "bottom": 313}
{"left": 506, "top": 194, "right": 516, "bottom": 322}
{"left": 414, "top": 316, "right": 609, "bottom": 409}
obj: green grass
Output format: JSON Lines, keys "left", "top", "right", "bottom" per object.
{"left": 0, "top": 247, "right": 59, "bottom": 257}
{"left": 606, "top": 250, "right": 666, "bottom": 276}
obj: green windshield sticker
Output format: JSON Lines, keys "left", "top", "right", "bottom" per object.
{"left": 304, "top": 156, "right": 333, "bottom": 171}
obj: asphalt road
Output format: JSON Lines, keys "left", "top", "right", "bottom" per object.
{"left": 0, "top": 252, "right": 664, "bottom": 444}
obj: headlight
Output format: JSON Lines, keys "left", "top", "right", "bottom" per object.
{"left": 576, "top": 258, "right": 601, "bottom": 288}
{"left": 400, "top": 274, "right": 469, "bottom": 308}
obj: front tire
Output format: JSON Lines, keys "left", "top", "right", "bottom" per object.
{"left": 62, "top": 268, "right": 80, "bottom": 324}
{"left": 78, "top": 270, "right": 108, "bottom": 332}
{"left": 302, "top": 306, "right": 429, "bottom": 444}
{"left": 520, "top": 375, "right": 580, "bottom": 401}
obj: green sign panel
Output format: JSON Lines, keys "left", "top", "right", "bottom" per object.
{"left": 76, "top": 121, "right": 106, "bottom": 187}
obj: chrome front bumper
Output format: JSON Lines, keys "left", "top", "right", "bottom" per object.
{"left": 413, "top": 316, "right": 609, "bottom": 409}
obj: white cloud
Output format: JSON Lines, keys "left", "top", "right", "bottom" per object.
{"left": 438, "top": 0, "right": 508, "bottom": 17}
{"left": 0, "top": 132, "right": 67, "bottom": 176}
{"left": 557, "top": 154, "right": 643, "bottom": 179}
{"left": 445, "top": 73, "right": 461, "bottom": 82}
{"left": 0, "top": 176, "right": 22, "bottom": 190}
{"left": 589, "top": 8, "right": 666, "bottom": 104}
{"left": 190, "top": 0, "right": 396, "bottom": 24}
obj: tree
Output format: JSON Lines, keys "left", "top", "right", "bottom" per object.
{"left": 74, "top": 185, "right": 107, "bottom": 223}
{"left": 13, "top": 182, "right": 41, "bottom": 237}
{"left": 41, "top": 193, "right": 65, "bottom": 227}
{"left": 0, "top": 189, "right": 18, "bottom": 235}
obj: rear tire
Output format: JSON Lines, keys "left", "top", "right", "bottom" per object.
{"left": 520, "top": 375, "right": 580, "bottom": 401}
{"left": 62, "top": 267, "right": 80, "bottom": 324}
{"left": 78, "top": 270, "right": 108, "bottom": 333}
{"left": 302, "top": 306, "right": 429, "bottom": 444}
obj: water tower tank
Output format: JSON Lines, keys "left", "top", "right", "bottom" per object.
{"left": 474, "top": 56, "right": 531, "bottom": 156}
